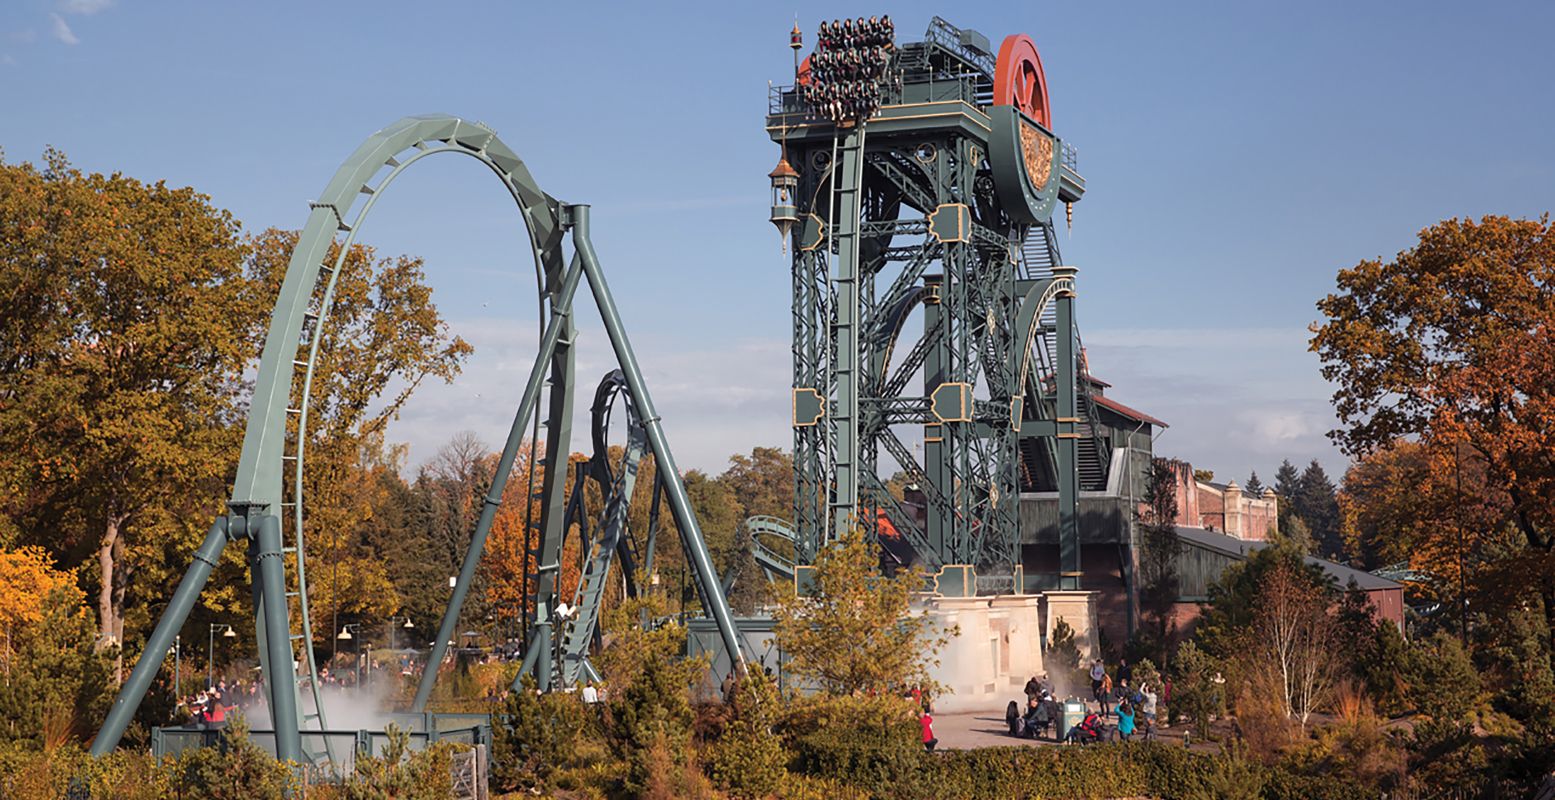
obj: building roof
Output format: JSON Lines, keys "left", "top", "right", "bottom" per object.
{"left": 1174, "top": 525, "right": 1402, "bottom": 592}
{"left": 1092, "top": 394, "right": 1168, "bottom": 428}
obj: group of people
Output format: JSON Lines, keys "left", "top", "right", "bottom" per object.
{"left": 174, "top": 679, "right": 262, "bottom": 730}
{"left": 802, "top": 16, "right": 900, "bottom": 122}
{"left": 1082, "top": 659, "right": 1160, "bottom": 743}
{"left": 1004, "top": 659, "right": 1163, "bottom": 745}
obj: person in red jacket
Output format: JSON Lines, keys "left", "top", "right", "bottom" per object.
{"left": 919, "top": 706, "right": 938, "bottom": 753}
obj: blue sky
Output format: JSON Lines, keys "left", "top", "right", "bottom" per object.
{"left": 3, "top": 1, "right": 1551, "bottom": 484}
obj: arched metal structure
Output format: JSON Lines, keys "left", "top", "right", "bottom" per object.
{"left": 94, "top": 115, "right": 745, "bottom": 765}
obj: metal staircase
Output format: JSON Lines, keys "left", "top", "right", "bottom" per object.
{"left": 1016, "top": 224, "right": 1112, "bottom": 494}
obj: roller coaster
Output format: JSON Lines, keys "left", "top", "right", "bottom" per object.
{"left": 93, "top": 15, "right": 1111, "bottom": 770}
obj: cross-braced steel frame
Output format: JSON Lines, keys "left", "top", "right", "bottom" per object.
{"left": 770, "top": 18, "right": 1090, "bottom": 591}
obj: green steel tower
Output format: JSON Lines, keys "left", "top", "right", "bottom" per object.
{"left": 763, "top": 17, "right": 1089, "bottom": 592}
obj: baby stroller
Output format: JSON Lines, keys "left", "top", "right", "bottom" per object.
{"left": 1066, "top": 711, "right": 1108, "bottom": 745}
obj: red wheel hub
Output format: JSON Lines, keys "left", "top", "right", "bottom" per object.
{"left": 993, "top": 34, "right": 1051, "bottom": 129}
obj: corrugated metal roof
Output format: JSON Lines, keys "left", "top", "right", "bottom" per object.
{"left": 1174, "top": 526, "right": 1402, "bottom": 592}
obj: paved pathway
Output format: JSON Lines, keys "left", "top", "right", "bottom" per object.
{"left": 932, "top": 709, "right": 1213, "bottom": 752}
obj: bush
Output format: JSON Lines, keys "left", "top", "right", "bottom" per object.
{"left": 175, "top": 718, "right": 298, "bottom": 800}
{"left": 340, "top": 724, "right": 459, "bottom": 800}
{"left": 490, "top": 675, "right": 592, "bottom": 793}
{"left": 778, "top": 693, "right": 923, "bottom": 795}
{"left": 704, "top": 672, "right": 787, "bottom": 799}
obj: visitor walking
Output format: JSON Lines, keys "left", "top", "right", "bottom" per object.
{"left": 920, "top": 706, "right": 938, "bottom": 753}
{"left": 1089, "top": 660, "right": 1106, "bottom": 705}
{"left": 1099, "top": 671, "right": 1114, "bottom": 718}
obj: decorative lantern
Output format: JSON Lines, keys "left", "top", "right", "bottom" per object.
{"left": 769, "top": 153, "right": 800, "bottom": 251}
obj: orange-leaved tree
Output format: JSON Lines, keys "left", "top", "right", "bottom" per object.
{"left": 1313, "top": 215, "right": 1555, "bottom": 651}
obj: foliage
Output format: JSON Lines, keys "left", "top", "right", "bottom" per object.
{"left": 490, "top": 675, "right": 590, "bottom": 793}
{"left": 777, "top": 693, "right": 924, "bottom": 796}
{"left": 1239, "top": 560, "right": 1340, "bottom": 725}
{"left": 1293, "top": 461, "right": 1341, "bottom": 560}
{"left": 1171, "top": 640, "right": 1224, "bottom": 735}
{"left": 0, "top": 546, "right": 78, "bottom": 674}
{"left": 176, "top": 718, "right": 298, "bottom": 800}
{"left": 1138, "top": 457, "right": 1182, "bottom": 665}
{"left": 1194, "top": 538, "right": 1330, "bottom": 659}
{"left": 1045, "top": 617, "right": 1088, "bottom": 698}
{"left": 1313, "top": 215, "right": 1555, "bottom": 655}
{"left": 704, "top": 671, "right": 786, "bottom": 799}
{"left": 0, "top": 582, "right": 113, "bottom": 748}
{"left": 341, "top": 724, "right": 458, "bottom": 800}
{"left": 594, "top": 594, "right": 707, "bottom": 796}
{"left": 771, "top": 528, "right": 952, "bottom": 696}
{"left": 1284, "top": 711, "right": 1408, "bottom": 793}
{"left": 884, "top": 741, "right": 1373, "bottom": 800}
{"left": 1407, "top": 631, "right": 1481, "bottom": 723}
{"left": 0, "top": 150, "right": 262, "bottom": 652}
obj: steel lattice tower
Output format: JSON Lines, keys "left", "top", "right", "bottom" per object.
{"left": 766, "top": 17, "right": 1087, "bottom": 591}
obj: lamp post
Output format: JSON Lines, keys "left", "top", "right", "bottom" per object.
{"left": 173, "top": 634, "right": 181, "bottom": 700}
{"left": 207, "top": 624, "right": 235, "bottom": 688}
{"left": 388, "top": 615, "right": 414, "bottom": 653}
{"left": 337, "top": 624, "right": 361, "bottom": 686}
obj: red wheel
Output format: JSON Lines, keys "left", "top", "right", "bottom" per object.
{"left": 993, "top": 34, "right": 1051, "bottom": 129}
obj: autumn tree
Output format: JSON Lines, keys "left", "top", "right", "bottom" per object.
{"left": 247, "top": 229, "right": 471, "bottom": 643}
{"left": 1312, "top": 215, "right": 1555, "bottom": 655}
{"left": 1241, "top": 560, "right": 1339, "bottom": 725}
{"left": 771, "top": 529, "right": 952, "bottom": 695}
{"left": 0, "top": 151, "right": 262, "bottom": 654}
{"left": 0, "top": 546, "right": 79, "bottom": 676}
{"left": 718, "top": 447, "right": 793, "bottom": 520}
{"left": 0, "top": 547, "right": 113, "bottom": 747}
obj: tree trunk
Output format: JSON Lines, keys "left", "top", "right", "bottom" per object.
{"left": 97, "top": 513, "right": 125, "bottom": 655}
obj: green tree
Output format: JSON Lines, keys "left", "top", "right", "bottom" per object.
{"left": 1408, "top": 632, "right": 1481, "bottom": 724}
{"left": 1171, "top": 640, "right": 1224, "bottom": 734}
{"left": 1138, "top": 457, "right": 1181, "bottom": 664}
{"left": 0, "top": 583, "right": 113, "bottom": 748}
{"left": 342, "top": 724, "right": 458, "bottom": 800}
{"left": 1244, "top": 471, "right": 1264, "bottom": 495}
{"left": 1273, "top": 460, "right": 1302, "bottom": 535}
{"left": 1295, "top": 460, "right": 1342, "bottom": 560}
{"left": 705, "top": 670, "right": 787, "bottom": 799}
{"left": 1194, "top": 538, "right": 1330, "bottom": 660}
{"left": 771, "top": 529, "right": 952, "bottom": 696}
{"left": 490, "top": 675, "right": 588, "bottom": 793}
{"left": 175, "top": 718, "right": 297, "bottom": 800}
{"left": 0, "top": 150, "right": 262, "bottom": 657}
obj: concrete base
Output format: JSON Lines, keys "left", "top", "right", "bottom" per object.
{"left": 920, "top": 594, "right": 1044, "bottom": 713}
{"left": 1041, "top": 590, "right": 1100, "bottom": 662}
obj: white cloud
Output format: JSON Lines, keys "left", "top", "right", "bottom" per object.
{"left": 49, "top": 13, "right": 78, "bottom": 45}
{"left": 60, "top": 0, "right": 115, "bottom": 15}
